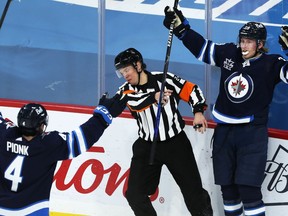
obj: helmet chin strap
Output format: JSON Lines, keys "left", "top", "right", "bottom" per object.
{"left": 41, "top": 124, "right": 47, "bottom": 133}
{"left": 137, "top": 69, "right": 142, "bottom": 85}
{"left": 253, "top": 40, "right": 261, "bottom": 58}
{"left": 133, "top": 62, "right": 142, "bottom": 85}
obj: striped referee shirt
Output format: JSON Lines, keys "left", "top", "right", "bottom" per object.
{"left": 117, "top": 71, "right": 207, "bottom": 142}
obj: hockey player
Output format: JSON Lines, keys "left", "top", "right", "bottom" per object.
{"left": 0, "top": 96, "right": 126, "bottom": 215}
{"left": 111, "top": 47, "right": 213, "bottom": 216}
{"left": 163, "top": 6, "right": 288, "bottom": 216}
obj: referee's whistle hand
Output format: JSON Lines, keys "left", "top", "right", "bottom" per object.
{"left": 193, "top": 112, "right": 207, "bottom": 134}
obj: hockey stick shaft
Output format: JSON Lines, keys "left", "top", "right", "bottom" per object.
{"left": 149, "top": 0, "right": 179, "bottom": 165}
{"left": 0, "top": 0, "right": 12, "bottom": 30}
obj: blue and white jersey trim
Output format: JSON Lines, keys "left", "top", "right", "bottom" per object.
{"left": 208, "top": 42, "right": 216, "bottom": 66}
{"left": 67, "top": 127, "right": 88, "bottom": 158}
{"left": 197, "top": 39, "right": 209, "bottom": 61}
{"left": 244, "top": 206, "right": 265, "bottom": 216}
{"left": 0, "top": 200, "right": 49, "bottom": 216}
{"left": 224, "top": 202, "right": 243, "bottom": 212}
{"left": 197, "top": 39, "right": 216, "bottom": 66}
{"left": 73, "top": 127, "right": 88, "bottom": 154}
{"left": 212, "top": 105, "right": 254, "bottom": 124}
{"left": 67, "top": 132, "right": 74, "bottom": 158}
{"left": 280, "top": 63, "right": 288, "bottom": 84}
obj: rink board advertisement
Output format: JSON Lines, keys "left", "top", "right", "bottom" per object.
{"left": 0, "top": 101, "right": 287, "bottom": 216}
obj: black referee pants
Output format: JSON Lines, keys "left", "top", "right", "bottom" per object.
{"left": 125, "top": 131, "right": 212, "bottom": 216}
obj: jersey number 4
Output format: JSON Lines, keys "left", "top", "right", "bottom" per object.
{"left": 4, "top": 156, "right": 24, "bottom": 192}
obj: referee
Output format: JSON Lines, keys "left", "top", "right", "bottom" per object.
{"left": 112, "top": 47, "right": 213, "bottom": 216}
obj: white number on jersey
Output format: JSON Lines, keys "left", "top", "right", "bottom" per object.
{"left": 4, "top": 156, "right": 24, "bottom": 192}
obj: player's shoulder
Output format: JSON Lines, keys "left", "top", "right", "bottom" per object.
{"left": 214, "top": 42, "right": 239, "bottom": 59}
{"left": 264, "top": 53, "right": 286, "bottom": 60}
{"left": 215, "top": 42, "right": 238, "bottom": 52}
{"left": 0, "top": 117, "right": 19, "bottom": 138}
{"left": 40, "top": 131, "right": 68, "bottom": 142}
{"left": 215, "top": 41, "right": 236, "bottom": 46}
{"left": 261, "top": 53, "right": 287, "bottom": 66}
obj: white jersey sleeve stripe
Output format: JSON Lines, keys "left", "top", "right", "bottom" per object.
{"left": 67, "top": 132, "right": 74, "bottom": 158}
{"left": 197, "top": 39, "right": 209, "bottom": 62}
{"left": 209, "top": 43, "right": 216, "bottom": 66}
{"left": 73, "top": 127, "right": 88, "bottom": 154}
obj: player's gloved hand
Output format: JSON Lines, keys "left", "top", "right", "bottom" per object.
{"left": 163, "top": 6, "right": 190, "bottom": 39}
{"left": 94, "top": 105, "right": 112, "bottom": 125}
{"left": 279, "top": 26, "right": 288, "bottom": 56}
{"left": 98, "top": 93, "right": 127, "bottom": 118}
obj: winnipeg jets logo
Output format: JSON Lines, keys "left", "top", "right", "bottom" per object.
{"left": 231, "top": 74, "right": 246, "bottom": 96}
{"left": 223, "top": 58, "right": 234, "bottom": 71}
{"left": 225, "top": 72, "right": 254, "bottom": 103}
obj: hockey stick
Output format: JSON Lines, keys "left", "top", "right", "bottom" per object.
{"left": 149, "top": 0, "right": 179, "bottom": 165}
{"left": 0, "top": 0, "right": 12, "bottom": 30}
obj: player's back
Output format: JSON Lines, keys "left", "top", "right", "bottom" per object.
{"left": 0, "top": 118, "right": 68, "bottom": 215}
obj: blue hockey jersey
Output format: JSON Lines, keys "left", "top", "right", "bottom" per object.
{"left": 0, "top": 112, "right": 108, "bottom": 215}
{"left": 182, "top": 29, "right": 288, "bottom": 124}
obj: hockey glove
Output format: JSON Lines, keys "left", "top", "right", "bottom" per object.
{"left": 163, "top": 6, "right": 190, "bottom": 39}
{"left": 279, "top": 26, "right": 288, "bottom": 56}
{"left": 98, "top": 93, "right": 127, "bottom": 118}
{"left": 94, "top": 105, "right": 113, "bottom": 125}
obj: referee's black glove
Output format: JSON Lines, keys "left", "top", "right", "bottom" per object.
{"left": 98, "top": 93, "right": 127, "bottom": 118}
